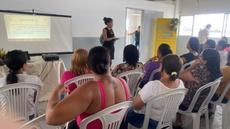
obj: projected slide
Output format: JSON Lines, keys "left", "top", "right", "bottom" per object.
{"left": 4, "top": 14, "right": 51, "bottom": 41}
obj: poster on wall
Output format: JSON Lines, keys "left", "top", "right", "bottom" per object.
{"left": 154, "top": 18, "right": 177, "bottom": 56}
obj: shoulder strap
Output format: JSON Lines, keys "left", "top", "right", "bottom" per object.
{"left": 118, "top": 78, "right": 130, "bottom": 100}
{"left": 95, "top": 81, "right": 106, "bottom": 110}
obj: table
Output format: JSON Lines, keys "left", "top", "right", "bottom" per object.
{"left": 0, "top": 56, "right": 66, "bottom": 102}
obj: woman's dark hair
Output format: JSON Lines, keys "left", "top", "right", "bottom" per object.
{"left": 205, "top": 39, "right": 216, "bottom": 49}
{"left": 88, "top": 46, "right": 110, "bottom": 74}
{"left": 218, "top": 40, "right": 229, "bottom": 49}
{"left": 227, "top": 51, "right": 230, "bottom": 66}
{"left": 222, "top": 36, "right": 228, "bottom": 43}
{"left": 158, "top": 43, "right": 173, "bottom": 57}
{"left": 188, "top": 37, "right": 199, "bottom": 52}
{"left": 161, "top": 54, "right": 182, "bottom": 81}
{"left": 123, "top": 44, "right": 139, "bottom": 67}
{"left": 202, "top": 49, "right": 222, "bottom": 81}
{"left": 5, "top": 50, "right": 27, "bottom": 84}
{"left": 103, "top": 17, "right": 113, "bottom": 25}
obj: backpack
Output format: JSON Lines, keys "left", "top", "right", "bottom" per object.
{"left": 99, "top": 34, "right": 104, "bottom": 45}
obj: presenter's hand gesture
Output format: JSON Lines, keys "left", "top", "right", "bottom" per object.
{"left": 113, "top": 37, "right": 119, "bottom": 40}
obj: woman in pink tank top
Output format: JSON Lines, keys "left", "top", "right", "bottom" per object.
{"left": 46, "top": 46, "right": 130, "bottom": 129}
{"left": 60, "top": 49, "right": 92, "bottom": 94}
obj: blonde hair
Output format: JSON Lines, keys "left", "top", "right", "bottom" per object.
{"left": 70, "top": 49, "right": 89, "bottom": 75}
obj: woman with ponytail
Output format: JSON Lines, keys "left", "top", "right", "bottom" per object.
{"left": 0, "top": 50, "right": 43, "bottom": 120}
{"left": 120, "top": 54, "right": 184, "bottom": 129}
{"left": 46, "top": 46, "right": 130, "bottom": 129}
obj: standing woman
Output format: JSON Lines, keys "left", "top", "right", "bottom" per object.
{"left": 102, "top": 17, "right": 119, "bottom": 60}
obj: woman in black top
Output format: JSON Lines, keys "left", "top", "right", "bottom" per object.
{"left": 180, "top": 37, "right": 199, "bottom": 64}
{"left": 102, "top": 17, "right": 118, "bottom": 60}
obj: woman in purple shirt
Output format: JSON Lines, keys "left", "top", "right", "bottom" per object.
{"left": 139, "top": 44, "right": 172, "bottom": 88}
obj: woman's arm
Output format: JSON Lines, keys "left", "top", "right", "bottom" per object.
{"left": 46, "top": 83, "right": 93, "bottom": 125}
{"left": 132, "top": 94, "right": 145, "bottom": 110}
{"left": 180, "top": 57, "right": 187, "bottom": 64}
{"left": 179, "top": 59, "right": 200, "bottom": 82}
{"left": 128, "top": 31, "right": 135, "bottom": 35}
{"left": 103, "top": 29, "right": 116, "bottom": 41}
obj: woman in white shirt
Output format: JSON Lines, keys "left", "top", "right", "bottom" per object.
{"left": 0, "top": 50, "right": 43, "bottom": 120}
{"left": 216, "top": 40, "right": 229, "bottom": 68}
{"left": 120, "top": 54, "right": 185, "bottom": 129}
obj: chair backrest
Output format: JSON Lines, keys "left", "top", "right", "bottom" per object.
{"left": 64, "top": 74, "right": 95, "bottom": 87}
{"left": 180, "top": 60, "right": 195, "bottom": 73}
{"left": 186, "top": 77, "right": 222, "bottom": 113}
{"left": 141, "top": 88, "right": 188, "bottom": 129}
{"left": 212, "top": 81, "right": 230, "bottom": 104}
{"left": 149, "top": 68, "right": 160, "bottom": 81}
{"left": 80, "top": 101, "right": 132, "bottom": 129}
{"left": 0, "top": 83, "right": 41, "bottom": 122}
{"left": 116, "top": 70, "right": 144, "bottom": 99}
{"left": 19, "top": 114, "right": 65, "bottom": 129}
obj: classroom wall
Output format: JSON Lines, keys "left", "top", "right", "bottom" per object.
{"left": 0, "top": 0, "right": 176, "bottom": 69}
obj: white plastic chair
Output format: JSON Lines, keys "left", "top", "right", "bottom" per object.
{"left": 64, "top": 74, "right": 95, "bottom": 88}
{"left": 80, "top": 101, "right": 132, "bottom": 129}
{"left": 148, "top": 68, "right": 160, "bottom": 81}
{"left": 19, "top": 114, "right": 65, "bottom": 129}
{"left": 129, "top": 88, "right": 188, "bottom": 129}
{"left": 210, "top": 82, "right": 230, "bottom": 129}
{"left": 180, "top": 60, "right": 195, "bottom": 73}
{"left": 116, "top": 70, "right": 145, "bottom": 99}
{"left": 178, "top": 77, "right": 222, "bottom": 129}
{"left": 0, "top": 83, "right": 41, "bottom": 122}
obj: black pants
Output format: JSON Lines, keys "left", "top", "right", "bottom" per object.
{"left": 66, "top": 119, "right": 79, "bottom": 129}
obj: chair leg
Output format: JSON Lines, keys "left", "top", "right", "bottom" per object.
{"left": 205, "top": 109, "right": 209, "bottom": 129}
{"left": 192, "top": 114, "right": 200, "bottom": 129}
{"left": 222, "top": 105, "right": 228, "bottom": 129}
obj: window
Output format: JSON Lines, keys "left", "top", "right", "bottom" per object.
{"left": 179, "top": 16, "right": 193, "bottom": 36}
{"left": 225, "top": 15, "right": 230, "bottom": 37}
{"left": 193, "top": 14, "right": 224, "bottom": 38}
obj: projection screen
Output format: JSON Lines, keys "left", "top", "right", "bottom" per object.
{"left": 0, "top": 10, "right": 73, "bottom": 54}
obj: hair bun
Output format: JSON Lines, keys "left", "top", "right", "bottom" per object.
{"left": 97, "top": 63, "right": 107, "bottom": 74}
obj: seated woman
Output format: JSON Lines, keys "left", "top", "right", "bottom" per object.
{"left": 111, "top": 44, "right": 143, "bottom": 77}
{"left": 221, "top": 36, "right": 230, "bottom": 52}
{"left": 139, "top": 43, "right": 172, "bottom": 88}
{"left": 180, "top": 37, "right": 199, "bottom": 64}
{"left": 0, "top": 50, "right": 43, "bottom": 120}
{"left": 203, "top": 39, "right": 216, "bottom": 50}
{"left": 120, "top": 54, "right": 184, "bottom": 129}
{"left": 212, "top": 51, "right": 230, "bottom": 103}
{"left": 46, "top": 46, "right": 130, "bottom": 129}
{"left": 174, "top": 49, "right": 222, "bottom": 128}
{"left": 216, "top": 40, "right": 229, "bottom": 68}
{"left": 61, "top": 49, "right": 91, "bottom": 94}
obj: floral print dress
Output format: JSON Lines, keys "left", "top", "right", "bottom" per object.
{"left": 181, "top": 66, "right": 212, "bottom": 111}
{"left": 111, "top": 62, "right": 144, "bottom": 77}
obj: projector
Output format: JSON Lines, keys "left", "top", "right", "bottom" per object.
{"left": 42, "top": 54, "right": 59, "bottom": 61}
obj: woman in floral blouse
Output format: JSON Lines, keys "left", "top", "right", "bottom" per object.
{"left": 111, "top": 44, "right": 143, "bottom": 77}
{"left": 174, "top": 49, "right": 222, "bottom": 128}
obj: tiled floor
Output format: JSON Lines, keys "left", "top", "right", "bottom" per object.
{"left": 182, "top": 105, "right": 229, "bottom": 129}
